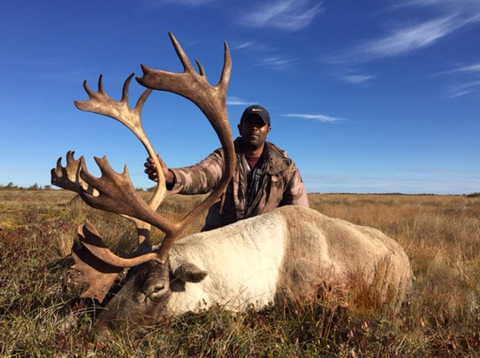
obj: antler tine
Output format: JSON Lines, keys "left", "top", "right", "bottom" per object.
{"left": 51, "top": 151, "right": 98, "bottom": 196}
{"left": 218, "top": 42, "right": 232, "bottom": 92}
{"left": 196, "top": 59, "right": 206, "bottom": 77}
{"left": 79, "top": 220, "right": 160, "bottom": 268}
{"left": 169, "top": 32, "right": 196, "bottom": 72}
{"left": 120, "top": 73, "right": 131, "bottom": 103}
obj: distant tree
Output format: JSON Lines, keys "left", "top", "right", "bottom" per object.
{"left": 28, "top": 183, "right": 39, "bottom": 190}
{"left": 1, "top": 182, "right": 19, "bottom": 190}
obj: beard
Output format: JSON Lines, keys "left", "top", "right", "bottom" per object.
{"left": 241, "top": 133, "right": 265, "bottom": 151}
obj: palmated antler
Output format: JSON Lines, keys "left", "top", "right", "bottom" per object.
{"left": 51, "top": 151, "right": 97, "bottom": 196}
{"left": 52, "top": 32, "right": 234, "bottom": 302}
{"left": 72, "top": 222, "right": 123, "bottom": 301}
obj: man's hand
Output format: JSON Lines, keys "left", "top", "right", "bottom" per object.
{"left": 144, "top": 154, "right": 174, "bottom": 183}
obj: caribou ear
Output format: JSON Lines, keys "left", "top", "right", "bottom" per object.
{"left": 174, "top": 262, "right": 208, "bottom": 283}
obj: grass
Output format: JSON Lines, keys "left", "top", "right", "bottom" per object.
{"left": 1, "top": 190, "right": 480, "bottom": 356}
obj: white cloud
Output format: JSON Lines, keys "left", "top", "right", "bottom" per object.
{"left": 454, "top": 63, "right": 480, "bottom": 73}
{"left": 253, "top": 56, "right": 297, "bottom": 70}
{"left": 340, "top": 0, "right": 480, "bottom": 63}
{"left": 282, "top": 113, "right": 343, "bottom": 123}
{"left": 439, "top": 62, "right": 480, "bottom": 98}
{"left": 232, "top": 41, "right": 256, "bottom": 50}
{"left": 232, "top": 40, "right": 294, "bottom": 70}
{"left": 447, "top": 80, "right": 480, "bottom": 98}
{"left": 396, "top": 0, "right": 480, "bottom": 13}
{"left": 355, "top": 15, "right": 460, "bottom": 60}
{"left": 341, "top": 74, "right": 376, "bottom": 84}
{"left": 152, "top": 0, "right": 216, "bottom": 6}
{"left": 440, "top": 62, "right": 480, "bottom": 75}
{"left": 243, "top": 0, "right": 324, "bottom": 31}
{"left": 226, "top": 96, "right": 256, "bottom": 106}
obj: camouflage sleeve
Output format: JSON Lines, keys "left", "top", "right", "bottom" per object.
{"left": 280, "top": 162, "right": 309, "bottom": 207}
{"left": 169, "top": 149, "right": 225, "bottom": 195}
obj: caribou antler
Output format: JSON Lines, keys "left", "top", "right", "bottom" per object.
{"left": 52, "top": 32, "right": 234, "bottom": 302}
{"left": 136, "top": 32, "right": 234, "bottom": 261}
{"left": 54, "top": 73, "right": 169, "bottom": 245}
{"left": 51, "top": 151, "right": 97, "bottom": 196}
{"left": 73, "top": 32, "right": 233, "bottom": 262}
{"left": 73, "top": 73, "right": 169, "bottom": 242}
{"left": 72, "top": 222, "right": 123, "bottom": 301}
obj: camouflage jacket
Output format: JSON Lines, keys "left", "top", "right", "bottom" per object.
{"left": 170, "top": 137, "right": 309, "bottom": 231}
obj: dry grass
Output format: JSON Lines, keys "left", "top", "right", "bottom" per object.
{"left": 1, "top": 190, "right": 480, "bottom": 357}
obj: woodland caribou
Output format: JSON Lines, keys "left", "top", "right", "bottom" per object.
{"left": 51, "top": 33, "right": 412, "bottom": 337}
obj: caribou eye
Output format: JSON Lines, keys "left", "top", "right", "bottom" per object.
{"left": 152, "top": 285, "right": 165, "bottom": 293}
{"left": 148, "top": 284, "right": 167, "bottom": 301}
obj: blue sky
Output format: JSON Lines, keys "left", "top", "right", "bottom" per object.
{"left": 1, "top": 0, "right": 479, "bottom": 194}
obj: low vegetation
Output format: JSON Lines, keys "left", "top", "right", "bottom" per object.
{"left": 1, "top": 189, "right": 479, "bottom": 357}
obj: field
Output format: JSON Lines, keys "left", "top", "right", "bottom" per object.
{"left": 1, "top": 189, "right": 480, "bottom": 357}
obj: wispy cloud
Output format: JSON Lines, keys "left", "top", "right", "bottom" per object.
{"left": 447, "top": 80, "right": 480, "bottom": 98}
{"left": 233, "top": 41, "right": 278, "bottom": 54}
{"left": 338, "top": 0, "right": 480, "bottom": 63}
{"left": 242, "top": 0, "right": 324, "bottom": 31}
{"left": 233, "top": 40, "right": 295, "bottom": 70}
{"left": 340, "top": 73, "right": 376, "bottom": 84}
{"left": 439, "top": 61, "right": 480, "bottom": 97}
{"left": 231, "top": 41, "right": 256, "bottom": 51}
{"left": 282, "top": 113, "right": 343, "bottom": 123}
{"left": 394, "top": 0, "right": 480, "bottom": 13}
{"left": 253, "top": 56, "right": 298, "bottom": 70}
{"left": 226, "top": 96, "right": 256, "bottom": 106}
{"left": 148, "top": 0, "right": 217, "bottom": 7}
{"left": 439, "top": 62, "right": 480, "bottom": 75}
{"left": 354, "top": 15, "right": 461, "bottom": 61}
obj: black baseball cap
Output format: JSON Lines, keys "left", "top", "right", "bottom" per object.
{"left": 240, "top": 105, "right": 270, "bottom": 126}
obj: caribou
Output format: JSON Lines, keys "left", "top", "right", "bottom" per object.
{"left": 51, "top": 33, "right": 412, "bottom": 337}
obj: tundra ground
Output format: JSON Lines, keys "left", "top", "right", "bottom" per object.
{"left": 1, "top": 190, "right": 479, "bottom": 357}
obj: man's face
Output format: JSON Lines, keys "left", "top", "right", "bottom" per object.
{"left": 238, "top": 114, "right": 271, "bottom": 151}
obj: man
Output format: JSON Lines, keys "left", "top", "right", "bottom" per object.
{"left": 145, "top": 105, "right": 309, "bottom": 231}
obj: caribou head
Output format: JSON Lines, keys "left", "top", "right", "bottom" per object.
{"left": 52, "top": 33, "right": 235, "bottom": 335}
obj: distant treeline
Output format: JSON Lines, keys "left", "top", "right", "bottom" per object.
{"left": 0, "top": 182, "right": 52, "bottom": 190}
{"left": 2, "top": 182, "right": 479, "bottom": 197}
{"left": 311, "top": 192, "right": 480, "bottom": 197}
{"left": 0, "top": 182, "right": 157, "bottom": 192}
